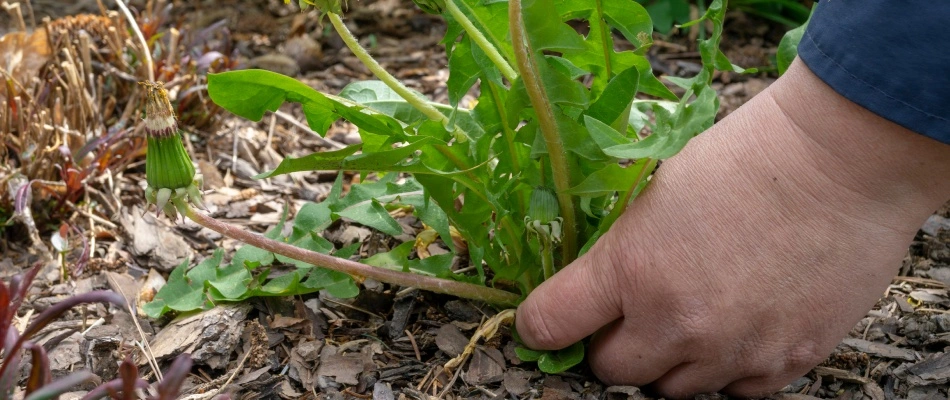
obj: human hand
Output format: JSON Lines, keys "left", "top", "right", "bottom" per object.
{"left": 515, "top": 59, "right": 950, "bottom": 398}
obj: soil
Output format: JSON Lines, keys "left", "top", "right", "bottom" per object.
{"left": 2, "top": 1, "right": 950, "bottom": 399}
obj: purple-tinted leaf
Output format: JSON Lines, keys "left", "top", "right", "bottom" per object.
{"left": 1, "top": 264, "right": 40, "bottom": 354}
{"left": 0, "top": 291, "right": 126, "bottom": 384}
{"left": 24, "top": 343, "right": 51, "bottom": 396}
{"left": 79, "top": 378, "right": 146, "bottom": 400}
{"left": 0, "top": 282, "right": 10, "bottom": 351}
{"left": 70, "top": 225, "right": 91, "bottom": 276}
{"left": 21, "top": 291, "right": 126, "bottom": 340}
{"left": 22, "top": 370, "right": 95, "bottom": 400}
{"left": 153, "top": 354, "right": 192, "bottom": 400}
{"left": 13, "top": 179, "right": 35, "bottom": 215}
{"left": 0, "top": 339, "right": 23, "bottom": 396}
{"left": 118, "top": 357, "right": 139, "bottom": 400}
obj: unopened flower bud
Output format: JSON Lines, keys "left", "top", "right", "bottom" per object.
{"left": 140, "top": 81, "right": 205, "bottom": 217}
{"left": 527, "top": 186, "right": 558, "bottom": 224}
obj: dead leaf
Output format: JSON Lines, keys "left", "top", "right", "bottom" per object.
{"left": 0, "top": 29, "right": 51, "bottom": 95}
{"left": 463, "top": 346, "right": 505, "bottom": 385}
{"left": 435, "top": 324, "right": 468, "bottom": 358}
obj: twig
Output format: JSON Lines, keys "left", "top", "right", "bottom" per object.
{"left": 405, "top": 329, "right": 422, "bottom": 362}
{"left": 106, "top": 273, "right": 163, "bottom": 381}
{"left": 113, "top": 0, "right": 154, "bottom": 82}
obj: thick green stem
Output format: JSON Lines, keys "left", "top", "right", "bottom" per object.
{"left": 509, "top": 0, "right": 578, "bottom": 267}
{"left": 540, "top": 237, "right": 555, "bottom": 280}
{"left": 603, "top": 158, "right": 657, "bottom": 228}
{"left": 183, "top": 204, "right": 521, "bottom": 307}
{"left": 328, "top": 12, "right": 471, "bottom": 141}
{"left": 444, "top": 0, "right": 518, "bottom": 82}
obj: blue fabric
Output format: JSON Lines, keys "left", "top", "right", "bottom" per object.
{"left": 797, "top": 1, "right": 950, "bottom": 144}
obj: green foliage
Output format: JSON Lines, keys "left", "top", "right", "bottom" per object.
{"left": 776, "top": 3, "right": 813, "bottom": 75}
{"left": 515, "top": 342, "right": 586, "bottom": 374}
{"left": 637, "top": 0, "right": 809, "bottom": 34}
{"left": 185, "top": 0, "right": 748, "bottom": 374}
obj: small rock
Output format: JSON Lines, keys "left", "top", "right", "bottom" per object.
{"left": 934, "top": 314, "right": 950, "bottom": 332}
{"left": 296, "top": 340, "right": 323, "bottom": 361}
{"left": 197, "top": 160, "right": 226, "bottom": 189}
{"left": 248, "top": 53, "right": 300, "bottom": 76}
{"left": 921, "top": 214, "right": 950, "bottom": 237}
{"left": 373, "top": 382, "right": 395, "bottom": 400}
{"left": 284, "top": 35, "right": 322, "bottom": 72}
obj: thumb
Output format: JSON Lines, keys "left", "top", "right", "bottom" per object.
{"left": 515, "top": 241, "right": 625, "bottom": 350}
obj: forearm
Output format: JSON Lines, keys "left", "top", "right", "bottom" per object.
{"left": 762, "top": 58, "right": 948, "bottom": 229}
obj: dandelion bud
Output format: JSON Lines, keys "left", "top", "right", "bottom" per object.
{"left": 140, "top": 81, "right": 204, "bottom": 216}
{"left": 527, "top": 186, "right": 558, "bottom": 224}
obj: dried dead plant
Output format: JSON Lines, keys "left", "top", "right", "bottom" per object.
{"left": 0, "top": 0, "right": 232, "bottom": 262}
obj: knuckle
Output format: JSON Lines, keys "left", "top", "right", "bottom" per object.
{"left": 783, "top": 339, "right": 825, "bottom": 373}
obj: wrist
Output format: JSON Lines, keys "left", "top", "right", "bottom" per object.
{"left": 766, "top": 58, "right": 950, "bottom": 226}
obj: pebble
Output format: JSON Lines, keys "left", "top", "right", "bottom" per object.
{"left": 921, "top": 214, "right": 950, "bottom": 237}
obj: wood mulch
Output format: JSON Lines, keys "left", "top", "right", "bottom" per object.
{"left": 2, "top": 0, "right": 949, "bottom": 399}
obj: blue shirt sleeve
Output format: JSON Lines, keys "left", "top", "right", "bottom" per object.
{"left": 797, "top": 1, "right": 950, "bottom": 144}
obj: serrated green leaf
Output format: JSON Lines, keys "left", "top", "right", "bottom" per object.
{"left": 209, "top": 263, "right": 253, "bottom": 300}
{"left": 777, "top": 6, "right": 813, "bottom": 75}
{"left": 304, "top": 269, "right": 358, "bottom": 298}
{"left": 406, "top": 253, "right": 455, "bottom": 278}
{"left": 447, "top": 37, "right": 481, "bottom": 106}
{"left": 537, "top": 341, "right": 585, "bottom": 373}
{"left": 586, "top": 67, "right": 640, "bottom": 126}
{"left": 522, "top": 0, "right": 586, "bottom": 52}
{"left": 584, "top": 115, "right": 629, "bottom": 151}
{"left": 186, "top": 249, "right": 225, "bottom": 285}
{"left": 334, "top": 242, "right": 362, "bottom": 259}
{"left": 566, "top": 162, "right": 643, "bottom": 196}
{"left": 209, "top": 70, "right": 405, "bottom": 138}
{"left": 257, "top": 137, "right": 452, "bottom": 178}
{"left": 276, "top": 235, "right": 334, "bottom": 268}
{"left": 514, "top": 346, "right": 543, "bottom": 362}
{"left": 144, "top": 258, "right": 204, "bottom": 317}
{"left": 231, "top": 244, "right": 274, "bottom": 270}
{"left": 336, "top": 198, "right": 403, "bottom": 236}
{"left": 258, "top": 270, "right": 304, "bottom": 295}
{"left": 363, "top": 241, "right": 415, "bottom": 270}
{"left": 294, "top": 202, "right": 333, "bottom": 234}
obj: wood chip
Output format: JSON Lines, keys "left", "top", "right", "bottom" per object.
{"left": 841, "top": 338, "right": 917, "bottom": 361}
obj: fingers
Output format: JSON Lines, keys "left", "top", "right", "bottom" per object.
{"left": 515, "top": 245, "right": 626, "bottom": 350}
{"left": 586, "top": 319, "right": 683, "bottom": 387}
{"left": 649, "top": 363, "right": 738, "bottom": 399}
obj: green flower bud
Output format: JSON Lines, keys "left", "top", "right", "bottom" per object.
{"left": 412, "top": 0, "right": 445, "bottom": 14}
{"left": 527, "top": 186, "right": 558, "bottom": 224}
{"left": 142, "top": 82, "right": 195, "bottom": 190}
{"left": 140, "top": 81, "right": 205, "bottom": 217}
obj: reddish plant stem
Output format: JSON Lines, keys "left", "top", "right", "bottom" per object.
{"left": 184, "top": 205, "right": 521, "bottom": 307}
